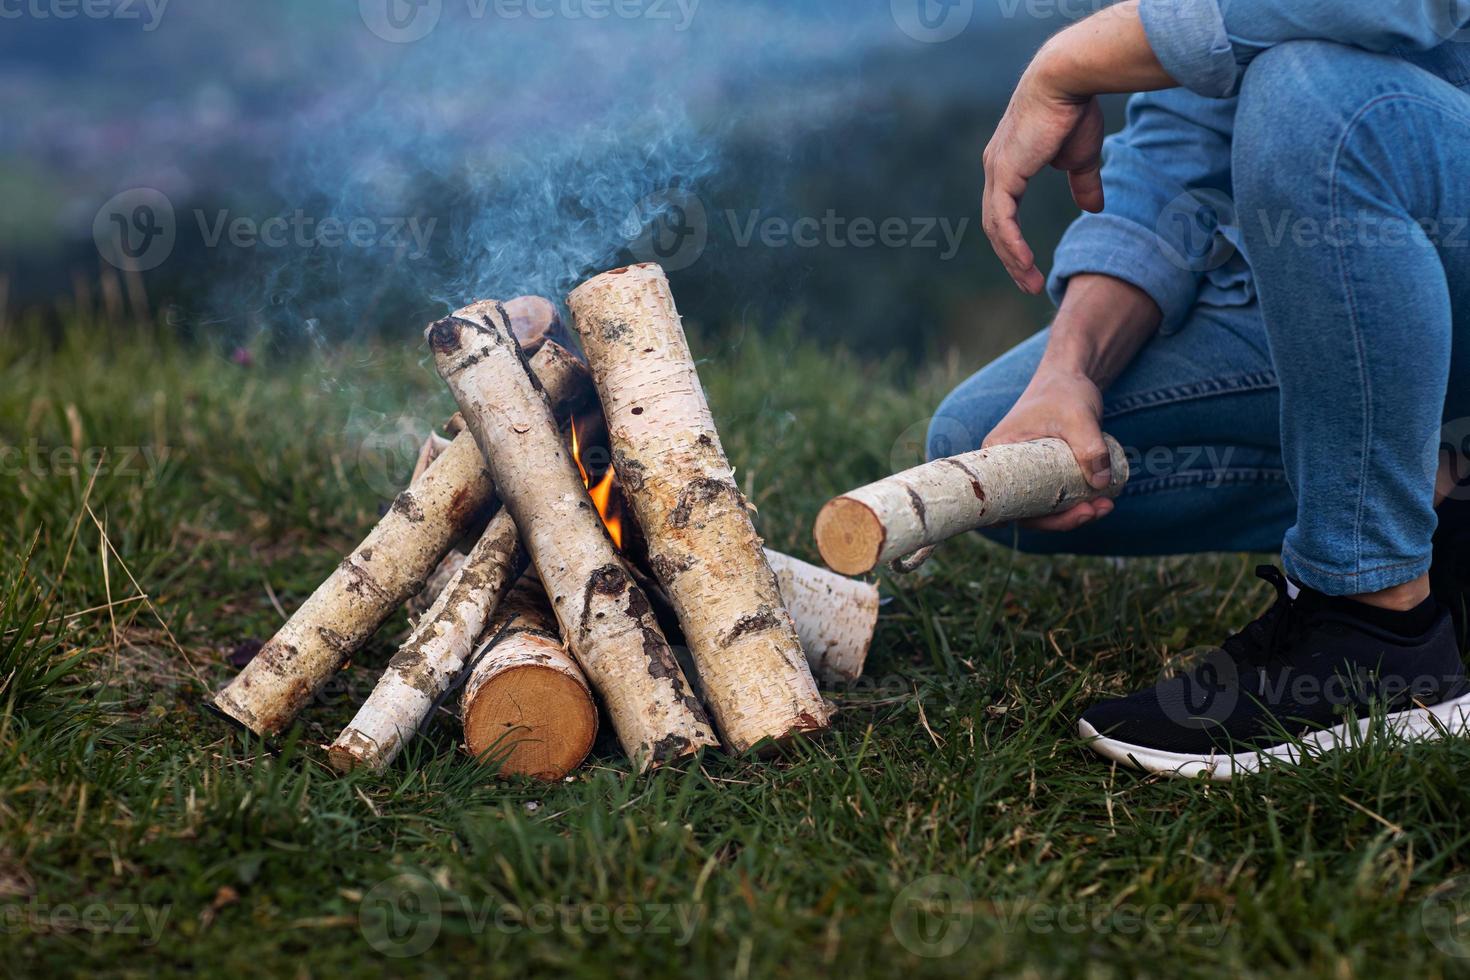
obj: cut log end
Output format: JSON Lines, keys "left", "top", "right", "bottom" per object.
{"left": 325, "top": 729, "right": 379, "bottom": 774}
{"left": 813, "top": 496, "right": 886, "bottom": 577}
{"left": 464, "top": 664, "right": 599, "bottom": 781}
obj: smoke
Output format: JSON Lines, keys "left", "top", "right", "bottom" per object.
{"left": 201, "top": 0, "right": 907, "bottom": 341}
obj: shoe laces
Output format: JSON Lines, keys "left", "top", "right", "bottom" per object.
{"left": 1220, "top": 565, "right": 1320, "bottom": 671}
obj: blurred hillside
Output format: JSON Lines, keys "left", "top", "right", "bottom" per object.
{"left": 0, "top": 0, "right": 1123, "bottom": 361}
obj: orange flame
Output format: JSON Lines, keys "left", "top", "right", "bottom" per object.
{"left": 570, "top": 418, "right": 624, "bottom": 550}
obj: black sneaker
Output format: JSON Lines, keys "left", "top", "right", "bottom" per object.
{"left": 1078, "top": 566, "right": 1470, "bottom": 780}
{"left": 1433, "top": 496, "right": 1470, "bottom": 648}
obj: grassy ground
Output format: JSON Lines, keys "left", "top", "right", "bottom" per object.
{"left": 3, "top": 316, "right": 1470, "bottom": 978}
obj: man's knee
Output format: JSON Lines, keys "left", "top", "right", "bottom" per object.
{"left": 1237, "top": 40, "right": 1428, "bottom": 161}
{"left": 1234, "top": 41, "right": 1410, "bottom": 233}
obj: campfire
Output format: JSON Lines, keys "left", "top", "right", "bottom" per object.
{"left": 570, "top": 417, "right": 624, "bottom": 552}
{"left": 207, "top": 266, "right": 880, "bottom": 780}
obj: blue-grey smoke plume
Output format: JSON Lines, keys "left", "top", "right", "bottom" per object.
{"left": 227, "top": 1, "right": 915, "bottom": 337}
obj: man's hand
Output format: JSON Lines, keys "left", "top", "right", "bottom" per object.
{"left": 983, "top": 74, "right": 1106, "bottom": 294}
{"left": 982, "top": 1, "right": 1173, "bottom": 293}
{"left": 983, "top": 274, "right": 1162, "bottom": 532}
{"left": 985, "top": 369, "right": 1114, "bottom": 531}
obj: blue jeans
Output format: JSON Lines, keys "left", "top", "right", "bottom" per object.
{"left": 929, "top": 42, "right": 1470, "bottom": 596}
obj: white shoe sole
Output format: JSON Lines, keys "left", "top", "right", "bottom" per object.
{"left": 1078, "top": 690, "right": 1470, "bottom": 781}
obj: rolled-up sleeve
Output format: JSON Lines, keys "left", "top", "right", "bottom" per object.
{"left": 1140, "top": 0, "right": 1470, "bottom": 98}
{"left": 1048, "top": 89, "right": 1237, "bottom": 334}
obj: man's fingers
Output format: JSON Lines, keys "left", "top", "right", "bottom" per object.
{"left": 1021, "top": 497, "right": 1115, "bottom": 532}
{"left": 1066, "top": 427, "right": 1114, "bottom": 490}
{"left": 1056, "top": 97, "right": 1106, "bottom": 214}
{"left": 982, "top": 164, "right": 1044, "bottom": 294}
{"left": 1067, "top": 164, "right": 1104, "bottom": 213}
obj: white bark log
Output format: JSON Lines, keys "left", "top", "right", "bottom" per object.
{"left": 408, "top": 548, "right": 469, "bottom": 622}
{"left": 763, "top": 550, "right": 879, "bottom": 684}
{"left": 413, "top": 546, "right": 882, "bottom": 686}
{"left": 460, "top": 577, "right": 597, "bottom": 780}
{"left": 326, "top": 509, "right": 524, "bottom": 772}
{"left": 428, "top": 306, "right": 718, "bottom": 770}
{"left": 813, "top": 436, "right": 1130, "bottom": 576}
{"left": 208, "top": 338, "right": 590, "bottom": 737}
{"left": 410, "top": 433, "right": 453, "bottom": 487}
{"left": 568, "top": 264, "right": 829, "bottom": 753}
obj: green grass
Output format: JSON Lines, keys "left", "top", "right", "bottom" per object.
{"left": 3, "top": 316, "right": 1470, "bottom": 978}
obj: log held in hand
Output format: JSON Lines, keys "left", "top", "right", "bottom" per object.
{"left": 814, "top": 436, "right": 1130, "bottom": 576}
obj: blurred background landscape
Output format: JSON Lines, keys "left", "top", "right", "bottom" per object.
{"left": 0, "top": 0, "right": 1123, "bottom": 365}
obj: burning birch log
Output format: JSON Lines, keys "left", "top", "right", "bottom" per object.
{"left": 428, "top": 307, "right": 718, "bottom": 769}
{"left": 568, "top": 264, "right": 829, "bottom": 753}
{"left": 325, "top": 509, "right": 525, "bottom": 772}
{"left": 461, "top": 577, "right": 597, "bottom": 780}
{"left": 764, "top": 550, "right": 878, "bottom": 684}
{"left": 208, "top": 337, "right": 591, "bottom": 737}
{"left": 813, "top": 437, "right": 1130, "bottom": 576}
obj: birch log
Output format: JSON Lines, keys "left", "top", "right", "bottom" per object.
{"left": 763, "top": 550, "right": 879, "bottom": 683}
{"left": 208, "top": 338, "right": 591, "bottom": 737}
{"left": 408, "top": 547, "right": 469, "bottom": 621}
{"left": 568, "top": 264, "right": 829, "bottom": 753}
{"left": 428, "top": 307, "right": 718, "bottom": 769}
{"left": 503, "top": 295, "right": 577, "bottom": 353}
{"left": 326, "top": 509, "right": 525, "bottom": 772}
{"left": 813, "top": 437, "right": 1130, "bottom": 576}
{"left": 416, "top": 546, "right": 882, "bottom": 686}
{"left": 461, "top": 577, "right": 597, "bottom": 780}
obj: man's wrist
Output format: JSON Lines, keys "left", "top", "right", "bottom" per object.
{"left": 1042, "top": 274, "right": 1162, "bottom": 386}
{"left": 1031, "top": 2, "right": 1173, "bottom": 99}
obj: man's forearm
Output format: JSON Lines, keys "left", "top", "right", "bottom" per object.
{"left": 1038, "top": 274, "right": 1162, "bottom": 389}
{"left": 1032, "top": 1, "right": 1176, "bottom": 98}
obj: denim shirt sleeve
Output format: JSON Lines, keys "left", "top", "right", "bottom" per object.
{"left": 1139, "top": 0, "right": 1470, "bottom": 98}
{"left": 1047, "top": 89, "right": 1237, "bottom": 334}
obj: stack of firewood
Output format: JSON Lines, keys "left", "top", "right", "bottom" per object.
{"left": 207, "top": 265, "right": 881, "bottom": 779}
